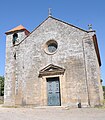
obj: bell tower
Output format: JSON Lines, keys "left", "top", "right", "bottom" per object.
{"left": 5, "top": 25, "right": 30, "bottom": 45}
{"left": 4, "top": 25, "right": 30, "bottom": 106}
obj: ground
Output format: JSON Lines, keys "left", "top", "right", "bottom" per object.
{"left": 0, "top": 106, "right": 105, "bottom": 120}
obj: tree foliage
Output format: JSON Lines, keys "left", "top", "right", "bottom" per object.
{"left": 103, "top": 86, "right": 105, "bottom": 99}
{"left": 0, "top": 76, "right": 4, "bottom": 96}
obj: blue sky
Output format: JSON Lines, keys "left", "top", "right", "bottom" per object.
{"left": 0, "top": 0, "right": 105, "bottom": 85}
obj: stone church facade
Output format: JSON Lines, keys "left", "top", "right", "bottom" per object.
{"left": 4, "top": 16, "right": 103, "bottom": 107}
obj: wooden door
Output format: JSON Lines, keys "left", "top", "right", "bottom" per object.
{"left": 47, "top": 77, "right": 61, "bottom": 106}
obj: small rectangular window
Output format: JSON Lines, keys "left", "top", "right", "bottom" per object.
{"left": 14, "top": 53, "right": 16, "bottom": 60}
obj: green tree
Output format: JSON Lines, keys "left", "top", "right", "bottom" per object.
{"left": 0, "top": 76, "right": 4, "bottom": 96}
{"left": 103, "top": 86, "right": 105, "bottom": 99}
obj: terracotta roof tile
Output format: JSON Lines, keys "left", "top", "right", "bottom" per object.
{"left": 5, "top": 25, "right": 28, "bottom": 34}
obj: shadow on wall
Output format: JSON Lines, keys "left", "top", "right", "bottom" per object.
{"left": 0, "top": 96, "right": 4, "bottom": 104}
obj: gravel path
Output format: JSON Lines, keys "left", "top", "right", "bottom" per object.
{"left": 0, "top": 106, "right": 105, "bottom": 120}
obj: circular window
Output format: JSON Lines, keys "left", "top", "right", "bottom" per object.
{"left": 48, "top": 43, "right": 57, "bottom": 53}
{"left": 44, "top": 40, "right": 58, "bottom": 55}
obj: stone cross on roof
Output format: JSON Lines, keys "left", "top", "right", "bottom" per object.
{"left": 48, "top": 8, "right": 52, "bottom": 16}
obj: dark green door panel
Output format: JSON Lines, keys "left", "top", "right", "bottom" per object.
{"left": 47, "top": 77, "right": 61, "bottom": 106}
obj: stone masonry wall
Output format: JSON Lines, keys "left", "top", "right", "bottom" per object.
{"left": 4, "top": 17, "right": 103, "bottom": 107}
{"left": 83, "top": 33, "right": 103, "bottom": 106}
{"left": 16, "top": 17, "right": 89, "bottom": 107}
{"left": 4, "top": 31, "right": 28, "bottom": 106}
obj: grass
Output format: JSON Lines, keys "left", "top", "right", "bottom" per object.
{"left": 102, "top": 99, "right": 105, "bottom": 108}
{"left": 94, "top": 99, "right": 105, "bottom": 109}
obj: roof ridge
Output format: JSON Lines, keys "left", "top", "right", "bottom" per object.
{"left": 49, "top": 16, "right": 91, "bottom": 33}
{"left": 15, "top": 16, "right": 95, "bottom": 46}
